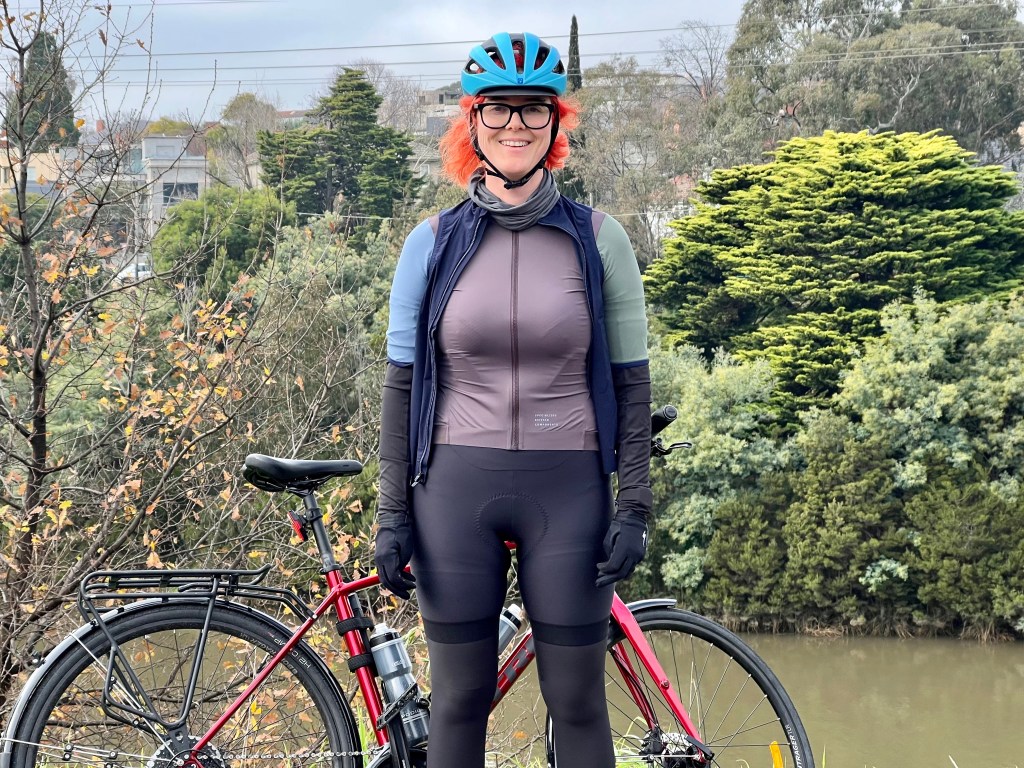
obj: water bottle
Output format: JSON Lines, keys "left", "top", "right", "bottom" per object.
{"left": 497, "top": 604, "right": 523, "bottom": 654}
{"left": 368, "top": 623, "right": 429, "bottom": 746}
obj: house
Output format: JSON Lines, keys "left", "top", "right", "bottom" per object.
{"left": 139, "top": 134, "right": 210, "bottom": 236}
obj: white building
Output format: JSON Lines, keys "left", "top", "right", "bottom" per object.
{"left": 140, "top": 135, "right": 210, "bottom": 236}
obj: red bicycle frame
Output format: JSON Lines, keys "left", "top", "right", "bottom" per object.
{"left": 187, "top": 565, "right": 703, "bottom": 766}
{"left": 492, "top": 592, "right": 702, "bottom": 737}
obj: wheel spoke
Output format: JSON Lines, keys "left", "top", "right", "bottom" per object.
{"left": 547, "top": 607, "right": 815, "bottom": 768}
{"left": 10, "top": 604, "right": 358, "bottom": 767}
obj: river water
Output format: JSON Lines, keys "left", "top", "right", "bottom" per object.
{"left": 745, "top": 633, "right": 1024, "bottom": 768}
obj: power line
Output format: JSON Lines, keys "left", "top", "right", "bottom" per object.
{"left": 93, "top": 29, "right": 1024, "bottom": 79}
{"left": 105, "top": 49, "right": 671, "bottom": 73}
{"left": 99, "top": 39, "right": 1024, "bottom": 89}
{"left": 115, "top": 2, "right": 1021, "bottom": 59}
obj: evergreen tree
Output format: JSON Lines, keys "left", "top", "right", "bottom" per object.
{"left": 258, "top": 69, "right": 420, "bottom": 221}
{"left": 567, "top": 15, "right": 583, "bottom": 92}
{"left": 645, "top": 130, "right": 1024, "bottom": 424}
{"left": 779, "top": 411, "right": 912, "bottom": 630}
{"left": 257, "top": 127, "right": 334, "bottom": 215}
{"left": 4, "top": 31, "right": 79, "bottom": 148}
{"left": 559, "top": 15, "right": 589, "bottom": 202}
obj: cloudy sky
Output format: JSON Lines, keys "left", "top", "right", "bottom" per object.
{"left": 84, "top": 0, "right": 748, "bottom": 122}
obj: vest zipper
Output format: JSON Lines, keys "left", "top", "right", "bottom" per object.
{"left": 414, "top": 215, "right": 485, "bottom": 485}
{"left": 511, "top": 231, "right": 520, "bottom": 450}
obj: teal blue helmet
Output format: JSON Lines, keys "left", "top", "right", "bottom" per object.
{"left": 461, "top": 32, "right": 567, "bottom": 96}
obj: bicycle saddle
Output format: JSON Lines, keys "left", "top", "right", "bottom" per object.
{"left": 243, "top": 453, "right": 363, "bottom": 492}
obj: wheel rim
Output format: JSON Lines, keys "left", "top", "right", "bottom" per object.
{"left": 603, "top": 620, "right": 807, "bottom": 768}
{"left": 22, "top": 618, "right": 347, "bottom": 767}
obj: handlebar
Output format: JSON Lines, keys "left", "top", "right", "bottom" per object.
{"left": 650, "top": 404, "right": 692, "bottom": 457}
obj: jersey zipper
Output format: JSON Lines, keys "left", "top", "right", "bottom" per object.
{"left": 511, "top": 230, "right": 520, "bottom": 450}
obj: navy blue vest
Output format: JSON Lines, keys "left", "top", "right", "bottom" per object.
{"left": 409, "top": 196, "right": 619, "bottom": 484}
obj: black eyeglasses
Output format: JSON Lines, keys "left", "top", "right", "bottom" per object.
{"left": 474, "top": 102, "right": 555, "bottom": 130}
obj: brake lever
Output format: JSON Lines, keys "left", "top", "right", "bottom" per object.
{"left": 651, "top": 439, "right": 693, "bottom": 457}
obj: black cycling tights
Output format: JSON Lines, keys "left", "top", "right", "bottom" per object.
{"left": 411, "top": 445, "right": 615, "bottom": 768}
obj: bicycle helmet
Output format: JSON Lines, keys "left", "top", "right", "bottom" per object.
{"left": 461, "top": 32, "right": 567, "bottom": 96}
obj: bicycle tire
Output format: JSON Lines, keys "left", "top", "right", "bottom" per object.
{"left": 546, "top": 607, "right": 815, "bottom": 768}
{"left": 8, "top": 601, "right": 361, "bottom": 767}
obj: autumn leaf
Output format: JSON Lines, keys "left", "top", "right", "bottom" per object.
{"left": 295, "top": 374, "right": 304, "bottom": 392}
{"left": 98, "top": 29, "right": 107, "bottom": 46}
{"left": 51, "top": 288, "right": 61, "bottom": 304}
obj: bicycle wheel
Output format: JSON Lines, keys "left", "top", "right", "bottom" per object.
{"left": 547, "top": 607, "right": 814, "bottom": 768}
{"left": 9, "top": 601, "right": 361, "bottom": 767}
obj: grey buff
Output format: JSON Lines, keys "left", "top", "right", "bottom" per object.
{"left": 468, "top": 168, "right": 560, "bottom": 231}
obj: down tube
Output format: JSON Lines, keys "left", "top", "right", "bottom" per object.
{"left": 191, "top": 586, "right": 352, "bottom": 757}
{"left": 492, "top": 633, "right": 535, "bottom": 709}
{"left": 609, "top": 595, "right": 703, "bottom": 740}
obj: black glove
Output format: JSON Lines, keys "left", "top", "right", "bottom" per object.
{"left": 596, "top": 488, "right": 652, "bottom": 588}
{"left": 375, "top": 510, "right": 416, "bottom": 599}
{"left": 375, "top": 364, "right": 416, "bottom": 600}
{"left": 596, "top": 365, "right": 653, "bottom": 588}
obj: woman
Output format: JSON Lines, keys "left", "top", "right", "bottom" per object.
{"left": 374, "top": 32, "right": 652, "bottom": 768}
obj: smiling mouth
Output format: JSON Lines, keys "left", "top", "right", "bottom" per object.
{"left": 499, "top": 140, "right": 530, "bottom": 147}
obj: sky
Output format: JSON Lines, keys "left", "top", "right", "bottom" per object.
{"left": 80, "top": 0, "right": 749, "bottom": 123}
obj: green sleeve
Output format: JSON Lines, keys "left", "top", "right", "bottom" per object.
{"left": 596, "top": 213, "right": 649, "bottom": 365}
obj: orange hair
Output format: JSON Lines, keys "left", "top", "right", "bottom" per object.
{"left": 439, "top": 94, "right": 581, "bottom": 187}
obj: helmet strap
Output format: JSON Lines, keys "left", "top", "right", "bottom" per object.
{"left": 471, "top": 114, "right": 560, "bottom": 191}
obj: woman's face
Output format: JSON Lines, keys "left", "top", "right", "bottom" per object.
{"left": 473, "top": 95, "right": 554, "bottom": 182}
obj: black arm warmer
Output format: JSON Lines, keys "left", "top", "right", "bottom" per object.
{"left": 612, "top": 364, "right": 654, "bottom": 517}
{"left": 378, "top": 363, "right": 414, "bottom": 519}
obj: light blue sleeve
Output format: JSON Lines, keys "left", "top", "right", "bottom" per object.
{"left": 386, "top": 220, "right": 435, "bottom": 365}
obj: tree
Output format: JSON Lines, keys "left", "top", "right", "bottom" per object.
{"left": 0, "top": 2, "right": 220, "bottom": 710}
{"left": 152, "top": 186, "right": 296, "bottom": 300}
{"left": 721, "top": 0, "right": 1024, "bottom": 161}
{"left": 905, "top": 471, "right": 1024, "bottom": 638}
{"left": 348, "top": 59, "right": 422, "bottom": 135}
{"left": 0, "top": 2, "right": 379, "bottom": 717}
{"left": 642, "top": 343, "right": 784, "bottom": 599}
{"left": 259, "top": 69, "right": 421, "bottom": 223}
{"left": 3, "top": 31, "right": 79, "bottom": 149}
{"left": 257, "top": 126, "right": 334, "bottom": 215}
{"left": 557, "top": 15, "right": 589, "bottom": 202}
{"left": 206, "top": 93, "right": 279, "bottom": 189}
{"left": 645, "top": 130, "right": 1024, "bottom": 424}
{"left": 567, "top": 16, "right": 583, "bottom": 92}
{"left": 778, "top": 410, "right": 912, "bottom": 630}
{"left": 838, "top": 293, "right": 1024, "bottom": 496}
{"left": 144, "top": 115, "right": 193, "bottom": 136}
{"left": 660, "top": 21, "right": 739, "bottom": 178}
{"left": 569, "top": 58, "right": 682, "bottom": 265}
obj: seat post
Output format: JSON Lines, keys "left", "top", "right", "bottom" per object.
{"left": 298, "top": 491, "right": 341, "bottom": 573}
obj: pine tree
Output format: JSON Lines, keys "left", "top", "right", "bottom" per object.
{"left": 4, "top": 31, "right": 79, "bottom": 148}
{"left": 258, "top": 69, "right": 420, "bottom": 221}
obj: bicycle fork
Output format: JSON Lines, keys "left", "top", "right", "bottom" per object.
{"left": 609, "top": 597, "right": 714, "bottom": 765}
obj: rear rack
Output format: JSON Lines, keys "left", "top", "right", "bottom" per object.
{"left": 78, "top": 565, "right": 314, "bottom": 623}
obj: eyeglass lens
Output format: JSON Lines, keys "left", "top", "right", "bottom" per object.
{"left": 477, "top": 103, "right": 554, "bottom": 129}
